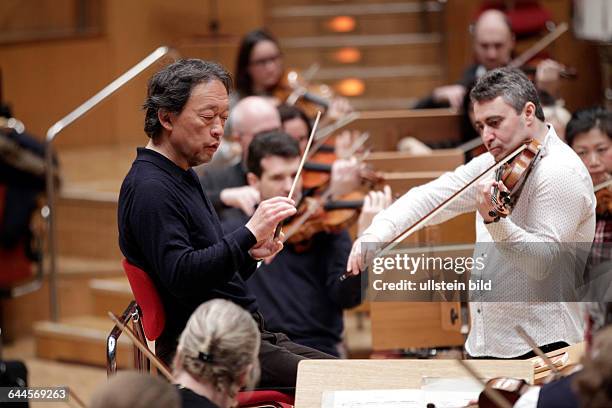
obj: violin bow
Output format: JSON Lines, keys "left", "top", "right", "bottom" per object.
{"left": 66, "top": 386, "right": 87, "bottom": 408}
{"left": 273, "top": 111, "right": 322, "bottom": 238}
{"left": 515, "top": 325, "right": 560, "bottom": 375}
{"left": 455, "top": 359, "right": 514, "bottom": 408}
{"left": 308, "top": 111, "right": 361, "bottom": 159}
{"left": 107, "top": 311, "right": 174, "bottom": 381}
{"left": 508, "top": 22, "right": 568, "bottom": 69}
{"left": 375, "top": 143, "right": 527, "bottom": 261}
{"left": 594, "top": 178, "right": 612, "bottom": 193}
{"left": 286, "top": 63, "right": 320, "bottom": 106}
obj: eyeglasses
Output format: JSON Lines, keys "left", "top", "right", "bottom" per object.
{"left": 249, "top": 53, "right": 282, "bottom": 68}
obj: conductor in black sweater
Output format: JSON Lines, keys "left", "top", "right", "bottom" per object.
{"left": 118, "top": 59, "right": 333, "bottom": 390}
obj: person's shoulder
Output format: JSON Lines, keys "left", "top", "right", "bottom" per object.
{"left": 120, "top": 161, "right": 177, "bottom": 202}
{"left": 539, "top": 138, "right": 591, "bottom": 183}
{"left": 178, "top": 387, "right": 219, "bottom": 408}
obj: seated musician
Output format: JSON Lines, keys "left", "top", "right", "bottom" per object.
{"left": 415, "top": 9, "right": 564, "bottom": 144}
{"left": 173, "top": 299, "right": 260, "bottom": 408}
{"left": 118, "top": 59, "right": 334, "bottom": 391}
{"left": 566, "top": 107, "right": 612, "bottom": 305}
{"left": 221, "top": 131, "right": 389, "bottom": 356}
{"left": 233, "top": 28, "right": 352, "bottom": 123}
{"left": 347, "top": 67, "right": 595, "bottom": 359}
{"left": 200, "top": 96, "right": 281, "bottom": 219}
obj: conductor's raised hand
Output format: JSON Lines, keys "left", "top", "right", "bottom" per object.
{"left": 245, "top": 196, "right": 296, "bottom": 242}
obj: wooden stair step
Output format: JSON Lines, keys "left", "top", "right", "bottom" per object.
{"left": 90, "top": 277, "right": 133, "bottom": 317}
{"left": 285, "top": 43, "right": 441, "bottom": 70}
{"left": 266, "top": 0, "right": 432, "bottom": 9}
{"left": 1, "top": 256, "right": 123, "bottom": 341}
{"left": 33, "top": 316, "right": 133, "bottom": 368}
{"left": 280, "top": 32, "right": 440, "bottom": 49}
{"left": 267, "top": 4, "right": 441, "bottom": 37}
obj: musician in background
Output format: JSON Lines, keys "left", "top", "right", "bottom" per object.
{"left": 415, "top": 9, "right": 563, "bottom": 144}
{"left": 348, "top": 68, "right": 595, "bottom": 359}
{"left": 566, "top": 107, "right": 612, "bottom": 325}
{"left": 200, "top": 96, "right": 280, "bottom": 219}
{"left": 233, "top": 28, "right": 352, "bottom": 122}
{"left": 222, "top": 131, "right": 356, "bottom": 356}
{"left": 173, "top": 299, "right": 260, "bottom": 408}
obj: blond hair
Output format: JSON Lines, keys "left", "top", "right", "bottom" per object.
{"left": 174, "top": 299, "right": 260, "bottom": 397}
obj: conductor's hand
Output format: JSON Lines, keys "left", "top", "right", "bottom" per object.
{"left": 249, "top": 234, "right": 284, "bottom": 260}
{"left": 346, "top": 233, "right": 380, "bottom": 276}
{"left": 245, "top": 197, "right": 296, "bottom": 242}
{"left": 220, "top": 186, "right": 260, "bottom": 216}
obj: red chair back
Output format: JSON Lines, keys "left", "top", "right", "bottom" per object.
{"left": 0, "top": 184, "right": 33, "bottom": 288}
{"left": 122, "top": 259, "right": 165, "bottom": 341}
{"left": 237, "top": 390, "right": 294, "bottom": 408}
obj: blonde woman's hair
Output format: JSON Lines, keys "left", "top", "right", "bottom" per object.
{"left": 174, "top": 299, "right": 260, "bottom": 397}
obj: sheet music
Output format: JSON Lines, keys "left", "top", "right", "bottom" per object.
{"left": 321, "top": 378, "right": 482, "bottom": 408}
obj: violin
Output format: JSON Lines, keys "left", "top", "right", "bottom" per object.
{"left": 594, "top": 178, "right": 612, "bottom": 217}
{"left": 489, "top": 139, "right": 542, "bottom": 220}
{"left": 283, "top": 191, "right": 364, "bottom": 251}
{"left": 273, "top": 65, "right": 332, "bottom": 119}
{"left": 478, "top": 377, "right": 531, "bottom": 408}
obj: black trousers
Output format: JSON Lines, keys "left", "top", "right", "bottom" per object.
{"left": 468, "top": 341, "right": 569, "bottom": 360}
{"left": 156, "top": 313, "right": 335, "bottom": 390}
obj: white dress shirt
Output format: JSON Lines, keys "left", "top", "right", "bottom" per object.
{"left": 364, "top": 126, "right": 596, "bottom": 357}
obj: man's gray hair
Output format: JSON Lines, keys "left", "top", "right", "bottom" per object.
{"left": 470, "top": 67, "right": 545, "bottom": 121}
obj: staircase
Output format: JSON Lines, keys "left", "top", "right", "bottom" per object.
{"left": 5, "top": 145, "right": 140, "bottom": 368}
{"left": 264, "top": 0, "right": 447, "bottom": 110}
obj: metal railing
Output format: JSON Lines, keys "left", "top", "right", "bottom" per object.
{"left": 44, "top": 46, "right": 176, "bottom": 321}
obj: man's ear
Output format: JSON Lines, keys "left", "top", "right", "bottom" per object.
{"left": 158, "top": 109, "right": 173, "bottom": 131}
{"left": 523, "top": 102, "right": 536, "bottom": 126}
{"left": 246, "top": 172, "right": 259, "bottom": 188}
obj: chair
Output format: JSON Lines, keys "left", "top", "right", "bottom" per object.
{"left": 107, "top": 260, "right": 295, "bottom": 407}
{"left": 107, "top": 259, "right": 166, "bottom": 377}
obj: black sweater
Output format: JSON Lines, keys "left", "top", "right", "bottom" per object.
{"left": 118, "top": 148, "right": 259, "bottom": 346}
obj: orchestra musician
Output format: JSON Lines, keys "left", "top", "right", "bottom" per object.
{"left": 347, "top": 67, "right": 596, "bottom": 359}
{"left": 415, "top": 9, "right": 564, "bottom": 144}
{"left": 233, "top": 28, "right": 353, "bottom": 123}
{"left": 118, "top": 59, "right": 334, "bottom": 391}
{"left": 221, "top": 131, "right": 390, "bottom": 357}
{"left": 200, "top": 96, "right": 281, "bottom": 219}
{"left": 173, "top": 299, "right": 260, "bottom": 408}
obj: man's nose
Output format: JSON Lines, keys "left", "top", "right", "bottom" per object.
{"left": 210, "top": 122, "right": 223, "bottom": 140}
{"left": 482, "top": 126, "right": 495, "bottom": 144}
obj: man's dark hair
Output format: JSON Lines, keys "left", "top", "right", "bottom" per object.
{"left": 143, "top": 59, "right": 232, "bottom": 138}
{"left": 470, "top": 67, "right": 545, "bottom": 121}
{"left": 278, "top": 104, "right": 312, "bottom": 135}
{"left": 247, "top": 130, "right": 300, "bottom": 177}
{"left": 566, "top": 106, "right": 612, "bottom": 147}
{"left": 235, "top": 29, "right": 279, "bottom": 97}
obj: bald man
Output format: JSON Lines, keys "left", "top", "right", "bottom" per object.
{"left": 415, "top": 9, "right": 561, "bottom": 145}
{"left": 200, "top": 96, "right": 281, "bottom": 219}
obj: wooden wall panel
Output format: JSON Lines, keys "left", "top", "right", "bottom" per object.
{"left": 0, "top": 0, "right": 264, "bottom": 149}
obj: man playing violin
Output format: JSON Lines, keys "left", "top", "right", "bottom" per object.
{"left": 222, "top": 130, "right": 390, "bottom": 357}
{"left": 118, "top": 59, "right": 335, "bottom": 390}
{"left": 416, "top": 9, "right": 564, "bottom": 144}
{"left": 347, "top": 67, "right": 596, "bottom": 359}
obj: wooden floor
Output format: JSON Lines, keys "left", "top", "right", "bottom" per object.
{"left": 3, "top": 337, "right": 106, "bottom": 408}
